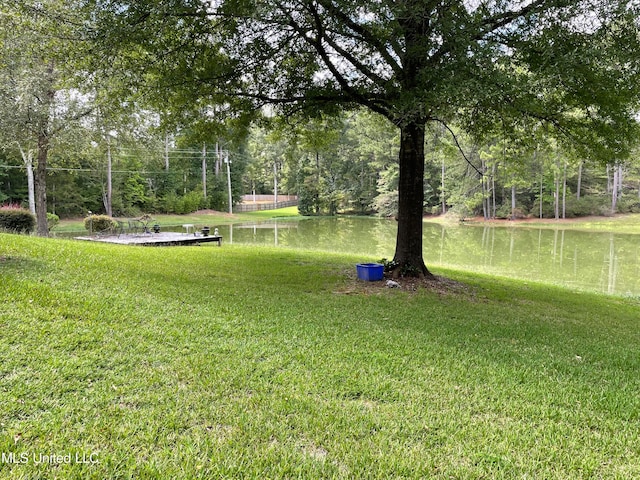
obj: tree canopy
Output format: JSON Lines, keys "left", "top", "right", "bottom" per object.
{"left": 84, "top": 0, "right": 640, "bottom": 275}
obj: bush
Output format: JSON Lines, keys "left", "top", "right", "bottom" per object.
{"left": 531, "top": 195, "right": 611, "bottom": 219}
{"left": 159, "top": 191, "right": 206, "bottom": 214}
{"left": 47, "top": 212, "right": 60, "bottom": 232}
{"left": 563, "top": 196, "right": 609, "bottom": 217}
{"left": 177, "top": 191, "right": 206, "bottom": 214}
{"left": 297, "top": 182, "right": 321, "bottom": 216}
{"left": 0, "top": 209, "right": 36, "bottom": 233}
{"left": 617, "top": 197, "right": 640, "bottom": 214}
{"left": 207, "top": 190, "right": 228, "bottom": 212}
{"left": 530, "top": 198, "right": 555, "bottom": 219}
{"left": 445, "top": 203, "right": 473, "bottom": 221}
{"left": 372, "top": 191, "right": 398, "bottom": 218}
{"left": 84, "top": 214, "right": 117, "bottom": 233}
{"left": 495, "top": 204, "right": 526, "bottom": 220}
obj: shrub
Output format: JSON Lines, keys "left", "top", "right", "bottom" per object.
{"left": 176, "top": 191, "right": 206, "bottom": 214}
{"left": 531, "top": 195, "right": 611, "bottom": 218}
{"left": 207, "top": 190, "right": 228, "bottom": 212}
{"left": 0, "top": 209, "right": 36, "bottom": 233}
{"left": 445, "top": 203, "right": 473, "bottom": 221}
{"left": 47, "top": 212, "right": 60, "bottom": 232}
{"left": 159, "top": 192, "right": 179, "bottom": 214}
{"left": 159, "top": 191, "right": 206, "bottom": 214}
{"left": 563, "top": 196, "right": 609, "bottom": 217}
{"left": 530, "top": 198, "right": 556, "bottom": 219}
{"left": 372, "top": 191, "right": 399, "bottom": 218}
{"left": 495, "top": 204, "right": 526, "bottom": 220}
{"left": 617, "top": 197, "right": 640, "bottom": 214}
{"left": 84, "top": 214, "right": 116, "bottom": 233}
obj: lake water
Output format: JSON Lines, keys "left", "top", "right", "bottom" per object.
{"left": 216, "top": 217, "right": 640, "bottom": 296}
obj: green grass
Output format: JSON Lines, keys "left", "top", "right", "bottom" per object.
{"left": 1, "top": 234, "right": 639, "bottom": 479}
{"left": 521, "top": 213, "right": 640, "bottom": 234}
{"left": 437, "top": 213, "right": 640, "bottom": 234}
{"left": 239, "top": 206, "right": 301, "bottom": 220}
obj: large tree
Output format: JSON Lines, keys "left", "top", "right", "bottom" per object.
{"left": 88, "top": 0, "right": 640, "bottom": 276}
{"left": 1, "top": 1, "right": 93, "bottom": 235}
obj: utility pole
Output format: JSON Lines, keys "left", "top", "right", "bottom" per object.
{"left": 164, "top": 133, "right": 170, "bottom": 171}
{"left": 273, "top": 161, "right": 278, "bottom": 205}
{"left": 202, "top": 143, "right": 207, "bottom": 200}
{"left": 225, "top": 151, "right": 232, "bottom": 214}
{"left": 215, "top": 142, "right": 220, "bottom": 176}
{"left": 106, "top": 134, "right": 112, "bottom": 217}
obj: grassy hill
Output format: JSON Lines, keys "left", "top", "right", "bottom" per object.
{"left": 1, "top": 234, "right": 639, "bottom": 478}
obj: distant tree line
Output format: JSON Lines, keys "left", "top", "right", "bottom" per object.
{"left": 3, "top": 107, "right": 639, "bottom": 220}
{"left": 247, "top": 111, "right": 640, "bottom": 220}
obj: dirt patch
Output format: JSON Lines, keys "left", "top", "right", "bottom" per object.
{"left": 337, "top": 268, "right": 474, "bottom": 297}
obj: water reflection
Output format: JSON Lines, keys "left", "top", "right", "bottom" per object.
{"left": 221, "top": 218, "right": 640, "bottom": 296}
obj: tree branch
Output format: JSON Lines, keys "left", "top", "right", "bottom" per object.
{"left": 314, "top": 0, "right": 403, "bottom": 77}
{"left": 433, "top": 118, "right": 483, "bottom": 177}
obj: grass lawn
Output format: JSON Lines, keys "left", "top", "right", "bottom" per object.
{"left": 515, "top": 213, "right": 640, "bottom": 234}
{"left": 433, "top": 213, "right": 640, "bottom": 235}
{"left": 1, "top": 234, "right": 639, "bottom": 478}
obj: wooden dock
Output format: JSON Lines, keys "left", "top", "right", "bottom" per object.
{"left": 75, "top": 232, "right": 222, "bottom": 247}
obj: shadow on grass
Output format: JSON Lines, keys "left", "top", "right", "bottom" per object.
{"left": 0, "top": 254, "right": 44, "bottom": 274}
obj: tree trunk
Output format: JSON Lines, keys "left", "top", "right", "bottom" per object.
{"left": 612, "top": 165, "right": 619, "bottom": 213}
{"left": 164, "top": 133, "right": 170, "bottom": 171}
{"left": 481, "top": 158, "right": 488, "bottom": 220}
{"left": 315, "top": 151, "right": 320, "bottom": 215}
{"left": 27, "top": 160, "right": 36, "bottom": 216}
{"left": 480, "top": 160, "right": 491, "bottom": 221}
{"left": 35, "top": 132, "right": 50, "bottom": 236}
{"left": 34, "top": 63, "right": 56, "bottom": 237}
{"left": 511, "top": 184, "right": 516, "bottom": 220}
{"left": 491, "top": 163, "right": 496, "bottom": 219}
{"left": 392, "top": 121, "right": 431, "bottom": 278}
{"left": 617, "top": 165, "right": 623, "bottom": 198}
{"left": 562, "top": 161, "right": 567, "bottom": 219}
{"left": 18, "top": 146, "right": 36, "bottom": 215}
{"left": 441, "top": 158, "right": 446, "bottom": 214}
{"left": 576, "top": 161, "right": 583, "bottom": 200}
{"left": 105, "top": 135, "right": 112, "bottom": 217}
{"left": 273, "top": 161, "right": 278, "bottom": 205}
{"left": 539, "top": 156, "right": 543, "bottom": 219}
{"left": 554, "top": 167, "right": 560, "bottom": 220}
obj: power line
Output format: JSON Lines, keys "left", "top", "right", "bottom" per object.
{"left": 0, "top": 148, "right": 250, "bottom": 174}
{"left": 0, "top": 165, "right": 216, "bottom": 175}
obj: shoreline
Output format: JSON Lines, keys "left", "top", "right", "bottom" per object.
{"left": 424, "top": 213, "right": 640, "bottom": 233}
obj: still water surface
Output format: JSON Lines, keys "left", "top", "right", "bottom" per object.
{"left": 216, "top": 217, "right": 640, "bottom": 296}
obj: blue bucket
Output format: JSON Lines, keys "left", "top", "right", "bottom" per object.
{"left": 356, "top": 263, "right": 384, "bottom": 281}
